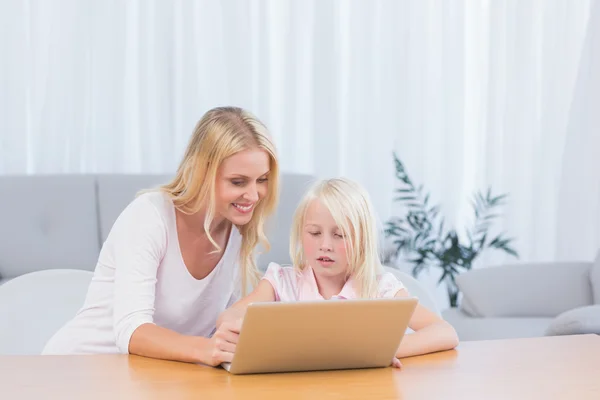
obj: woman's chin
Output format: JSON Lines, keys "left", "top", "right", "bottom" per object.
{"left": 227, "top": 209, "right": 254, "bottom": 226}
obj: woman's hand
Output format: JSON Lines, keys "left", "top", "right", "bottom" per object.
{"left": 391, "top": 357, "right": 402, "bottom": 369}
{"left": 200, "top": 319, "right": 243, "bottom": 366}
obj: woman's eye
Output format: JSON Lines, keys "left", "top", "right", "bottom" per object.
{"left": 309, "top": 232, "right": 321, "bottom": 236}
{"left": 231, "top": 181, "right": 244, "bottom": 187}
{"left": 257, "top": 178, "right": 268, "bottom": 184}
{"left": 335, "top": 233, "right": 344, "bottom": 239}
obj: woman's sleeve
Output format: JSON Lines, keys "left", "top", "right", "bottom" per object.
{"left": 111, "top": 196, "right": 167, "bottom": 353}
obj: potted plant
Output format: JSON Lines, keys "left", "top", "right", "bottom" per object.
{"left": 384, "top": 152, "right": 519, "bottom": 307}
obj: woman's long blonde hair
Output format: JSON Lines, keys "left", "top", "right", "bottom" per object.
{"left": 289, "top": 178, "right": 382, "bottom": 298}
{"left": 158, "top": 107, "right": 279, "bottom": 294}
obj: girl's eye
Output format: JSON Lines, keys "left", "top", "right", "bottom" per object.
{"left": 335, "top": 233, "right": 344, "bottom": 239}
{"left": 257, "top": 178, "right": 268, "bottom": 184}
{"left": 231, "top": 180, "right": 245, "bottom": 186}
{"left": 309, "top": 232, "right": 321, "bottom": 236}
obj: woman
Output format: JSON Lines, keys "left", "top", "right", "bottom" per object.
{"left": 42, "top": 107, "right": 280, "bottom": 367}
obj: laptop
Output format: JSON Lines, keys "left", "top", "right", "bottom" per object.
{"left": 221, "top": 296, "right": 418, "bottom": 375}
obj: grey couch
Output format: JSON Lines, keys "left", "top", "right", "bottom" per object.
{"left": 443, "top": 253, "right": 600, "bottom": 341}
{"left": 0, "top": 173, "right": 318, "bottom": 284}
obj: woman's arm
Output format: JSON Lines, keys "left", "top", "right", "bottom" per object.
{"left": 129, "top": 321, "right": 241, "bottom": 365}
{"left": 110, "top": 196, "right": 238, "bottom": 366}
{"left": 216, "top": 279, "right": 276, "bottom": 328}
{"left": 394, "top": 289, "right": 459, "bottom": 358}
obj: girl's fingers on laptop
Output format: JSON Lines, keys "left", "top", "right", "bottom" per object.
{"left": 391, "top": 357, "right": 402, "bottom": 369}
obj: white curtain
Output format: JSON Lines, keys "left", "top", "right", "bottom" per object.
{"left": 1, "top": 1, "right": 599, "bottom": 300}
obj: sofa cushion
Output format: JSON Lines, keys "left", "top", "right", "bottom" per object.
{"left": 442, "top": 308, "right": 552, "bottom": 341}
{"left": 457, "top": 262, "right": 593, "bottom": 318}
{"left": 0, "top": 175, "right": 100, "bottom": 279}
{"left": 590, "top": 250, "right": 600, "bottom": 304}
{"left": 545, "top": 305, "right": 600, "bottom": 336}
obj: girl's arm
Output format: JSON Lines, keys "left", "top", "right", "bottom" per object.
{"left": 394, "top": 288, "right": 459, "bottom": 358}
{"left": 216, "top": 279, "right": 277, "bottom": 328}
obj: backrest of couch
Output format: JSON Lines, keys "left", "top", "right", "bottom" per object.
{"left": 0, "top": 172, "right": 316, "bottom": 281}
{"left": 457, "top": 261, "right": 594, "bottom": 318}
{"left": 0, "top": 175, "right": 100, "bottom": 281}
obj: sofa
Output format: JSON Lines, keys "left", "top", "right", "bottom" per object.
{"left": 0, "top": 173, "right": 319, "bottom": 284}
{"left": 442, "top": 254, "right": 600, "bottom": 341}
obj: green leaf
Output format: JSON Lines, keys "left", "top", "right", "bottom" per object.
{"left": 428, "top": 205, "right": 440, "bottom": 217}
{"left": 484, "top": 214, "right": 501, "bottom": 221}
{"left": 395, "top": 196, "right": 417, "bottom": 201}
{"left": 490, "top": 193, "right": 508, "bottom": 206}
{"left": 488, "top": 234, "right": 508, "bottom": 247}
{"left": 438, "top": 220, "right": 445, "bottom": 236}
{"left": 504, "top": 247, "right": 519, "bottom": 258}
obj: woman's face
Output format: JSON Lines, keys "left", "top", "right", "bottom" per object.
{"left": 215, "top": 148, "right": 271, "bottom": 226}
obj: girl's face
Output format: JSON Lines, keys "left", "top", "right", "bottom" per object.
{"left": 302, "top": 199, "right": 349, "bottom": 280}
{"left": 215, "top": 148, "right": 271, "bottom": 226}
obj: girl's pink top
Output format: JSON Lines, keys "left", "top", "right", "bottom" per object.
{"left": 262, "top": 262, "right": 405, "bottom": 301}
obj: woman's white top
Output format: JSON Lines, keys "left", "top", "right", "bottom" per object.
{"left": 42, "top": 191, "right": 242, "bottom": 355}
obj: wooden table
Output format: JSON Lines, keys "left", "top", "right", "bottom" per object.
{"left": 1, "top": 334, "right": 599, "bottom": 399}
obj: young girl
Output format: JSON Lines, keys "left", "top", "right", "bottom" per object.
{"left": 216, "top": 178, "right": 458, "bottom": 366}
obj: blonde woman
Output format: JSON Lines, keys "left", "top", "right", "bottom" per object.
{"left": 218, "top": 178, "right": 458, "bottom": 365}
{"left": 43, "top": 107, "right": 280, "bottom": 366}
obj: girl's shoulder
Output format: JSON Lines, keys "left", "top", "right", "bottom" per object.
{"left": 261, "top": 262, "right": 301, "bottom": 301}
{"left": 375, "top": 270, "right": 406, "bottom": 298}
{"left": 263, "top": 262, "right": 298, "bottom": 281}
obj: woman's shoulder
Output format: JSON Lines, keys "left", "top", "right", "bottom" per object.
{"left": 107, "top": 191, "right": 171, "bottom": 242}
{"left": 116, "top": 191, "right": 175, "bottom": 225}
{"left": 133, "top": 191, "right": 173, "bottom": 216}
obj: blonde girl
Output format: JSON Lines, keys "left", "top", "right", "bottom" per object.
{"left": 218, "top": 178, "right": 458, "bottom": 365}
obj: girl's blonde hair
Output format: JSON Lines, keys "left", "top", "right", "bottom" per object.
{"left": 156, "top": 106, "right": 279, "bottom": 294}
{"left": 289, "top": 178, "right": 382, "bottom": 298}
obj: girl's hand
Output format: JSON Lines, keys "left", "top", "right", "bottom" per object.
{"left": 391, "top": 357, "right": 402, "bottom": 369}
